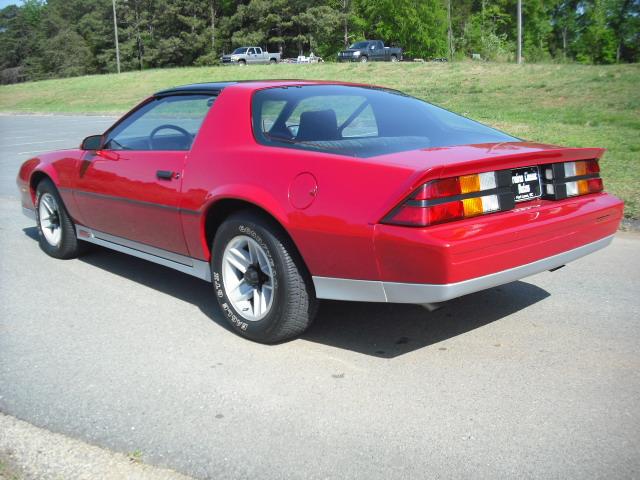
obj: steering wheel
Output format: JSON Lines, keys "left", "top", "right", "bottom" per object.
{"left": 149, "top": 124, "right": 192, "bottom": 149}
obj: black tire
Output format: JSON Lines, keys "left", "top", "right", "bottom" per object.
{"left": 211, "top": 210, "right": 317, "bottom": 343}
{"left": 269, "top": 58, "right": 277, "bottom": 64}
{"left": 35, "top": 178, "right": 84, "bottom": 259}
{"left": 359, "top": 55, "right": 368, "bottom": 63}
{"left": 238, "top": 59, "right": 246, "bottom": 66}
{"left": 391, "top": 54, "right": 398, "bottom": 62}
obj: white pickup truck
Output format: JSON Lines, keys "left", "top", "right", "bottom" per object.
{"left": 221, "top": 47, "right": 281, "bottom": 65}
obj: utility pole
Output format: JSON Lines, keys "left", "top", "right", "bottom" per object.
{"left": 112, "top": 0, "right": 121, "bottom": 74}
{"left": 210, "top": 0, "right": 216, "bottom": 54}
{"left": 447, "top": 0, "right": 453, "bottom": 60}
{"left": 343, "top": 0, "right": 349, "bottom": 49}
{"left": 517, "top": 0, "right": 522, "bottom": 64}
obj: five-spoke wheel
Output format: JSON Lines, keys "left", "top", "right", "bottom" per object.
{"left": 222, "top": 235, "right": 275, "bottom": 321}
{"left": 212, "top": 211, "right": 317, "bottom": 343}
{"left": 35, "top": 178, "right": 84, "bottom": 259}
{"left": 38, "top": 192, "right": 62, "bottom": 247}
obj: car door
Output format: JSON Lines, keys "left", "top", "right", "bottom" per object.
{"left": 247, "top": 48, "right": 258, "bottom": 64}
{"left": 73, "top": 94, "right": 215, "bottom": 256}
{"left": 370, "top": 41, "right": 384, "bottom": 60}
{"left": 254, "top": 47, "right": 265, "bottom": 64}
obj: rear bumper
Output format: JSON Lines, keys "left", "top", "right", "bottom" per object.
{"left": 313, "top": 192, "right": 623, "bottom": 304}
{"left": 374, "top": 193, "right": 623, "bottom": 284}
{"left": 313, "top": 234, "right": 613, "bottom": 303}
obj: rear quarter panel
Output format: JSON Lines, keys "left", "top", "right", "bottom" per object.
{"left": 179, "top": 85, "right": 427, "bottom": 280}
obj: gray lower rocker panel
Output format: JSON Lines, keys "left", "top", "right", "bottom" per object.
{"left": 75, "top": 225, "right": 211, "bottom": 282}
{"left": 22, "top": 207, "right": 36, "bottom": 220}
{"left": 313, "top": 235, "right": 614, "bottom": 304}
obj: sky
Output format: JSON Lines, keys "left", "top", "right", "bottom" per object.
{"left": 0, "top": 0, "right": 19, "bottom": 8}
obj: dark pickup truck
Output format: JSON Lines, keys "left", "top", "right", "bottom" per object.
{"left": 337, "top": 40, "right": 402, "bottom": 63}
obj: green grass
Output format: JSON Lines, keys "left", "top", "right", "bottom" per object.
{"left": 127, "top": 450, "right": 143, "bottom": 463}
{"left": 1, "top": 62, "right": 638, "bottom": 218}
{"left": 0, "top": 458, "right": 21, "bottom": 480}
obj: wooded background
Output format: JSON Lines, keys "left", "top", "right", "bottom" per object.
{"left": 0, "top": 0, "right": 638, "bottom": 83}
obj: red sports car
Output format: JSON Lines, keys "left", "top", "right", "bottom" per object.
{"left": 17, "top": 80, "right": 623, "bottom": 343}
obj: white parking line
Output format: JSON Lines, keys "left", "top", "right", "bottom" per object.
{"left": 4, "top": 139, "right": 73, "bottom": 147}
{"left": 0, "top": 122, "right": 115, "bottom": 136}
{"left": 17, "top": 148, "right": 73, "bottom": 155}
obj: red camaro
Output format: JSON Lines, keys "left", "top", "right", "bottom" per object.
{"left": 17, "top": 80, "right": 623, "bottom": 342}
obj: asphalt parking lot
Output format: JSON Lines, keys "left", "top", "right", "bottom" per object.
{"left": 1, "top": 114, "right": 639, "bottom": 479}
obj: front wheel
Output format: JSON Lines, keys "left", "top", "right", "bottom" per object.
{"left": 35, "top": 179, "right": 84, "bottom": 259}
{"left": 211, "top": 211, "right": 317, "bottom": 343}
{"left": 359, "top": 55, "right": 368, "bottom": 63}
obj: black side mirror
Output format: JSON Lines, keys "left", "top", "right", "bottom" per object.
{"left": 81, "top": 135, "right": 103, "bottom": 150}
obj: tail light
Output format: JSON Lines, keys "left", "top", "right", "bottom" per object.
{"left": 542, "top": 160, "right": 603, "bottom": 199}
{"left": 384, "top": 159, "right": 605, "bottom": 228}
{"left": 383, "top": 171, "right": 515, "bottom": 227}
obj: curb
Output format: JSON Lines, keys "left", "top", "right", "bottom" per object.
{"left": 0, "top": 413, "right": 194, "bottom": 480}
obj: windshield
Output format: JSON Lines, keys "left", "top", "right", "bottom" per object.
{"left": 349, "top": 42, "right": 370, "bottom": 49}
{"left": 252, "top": 85, "right": 519, "bottom": 158}
{"left": 232, "top": 48, "right": 248, "bottom": 55}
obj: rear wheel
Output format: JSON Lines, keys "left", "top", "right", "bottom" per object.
{"left": 35, "top": 179, "right": 84, "bottom": 259}
{"left": 391, "top": 54, "right": 399, "bottom": 62}
{"left": 211, "top": 211, "right": 317, "bottom": 343}
{"left": 269, "top": 58, "right": 277, "bottom": 64}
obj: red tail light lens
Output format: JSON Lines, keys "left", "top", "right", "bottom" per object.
{"left": 383, "top": 172, "right": 509, "bottom": 227}
{"left": 587, "top": 177, "right": 604, "bottom": 193}
{"left": 413, "top": 177, "right": 461, "bottom": 200}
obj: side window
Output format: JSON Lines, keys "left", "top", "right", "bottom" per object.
{"left": 105, "top": 95, "right": 215, "bottom": 151}
{"left": 255, "top": 48, "right": 262, "bottom": 55}
{"left": 248, "top": 48, "right": 255, "bottom": 55}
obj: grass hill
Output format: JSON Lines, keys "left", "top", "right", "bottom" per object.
{"left": 1, "top": 62, "right": 638, "bottom": 219}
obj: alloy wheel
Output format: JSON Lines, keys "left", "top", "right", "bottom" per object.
{"left": 38, "top": 192, "right": 62, "bottom": 247}
{"left": 222, "top": 235, "right": 274, "bottom": 321}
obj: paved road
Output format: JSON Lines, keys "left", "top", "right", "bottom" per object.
{"left": 0, "top": 114, "right": 117, "bottom": 197}
{"left": 1, "top": 115, "right": 639, "bottom": 479}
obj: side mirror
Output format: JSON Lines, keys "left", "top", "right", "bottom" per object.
{"left": 81, "top": 135, "right": 103, "bottom": 150}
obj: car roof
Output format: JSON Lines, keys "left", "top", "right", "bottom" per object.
{"left": 154, "top": 82, "right": 238, "bottom": 96}
{"left": 154, "top": 80, "right": 381, "bottom": 97}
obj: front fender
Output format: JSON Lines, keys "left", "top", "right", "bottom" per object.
{"left": 18, "top": 150, "right": 83, "bottom": 221}
{"left": 17, "top": 158, "right": 62, "bottom": 209}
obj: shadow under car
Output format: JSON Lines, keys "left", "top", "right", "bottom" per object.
{"left": 24, "top": 226, "right": 550, "bottom": 358}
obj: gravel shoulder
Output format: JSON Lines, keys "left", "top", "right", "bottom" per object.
{"left": 0, "top": 413, "right": 193, "bottom": 480}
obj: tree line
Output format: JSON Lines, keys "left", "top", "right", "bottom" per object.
{"left": 0, "top": 0, "right": 638, "bottom": 83}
